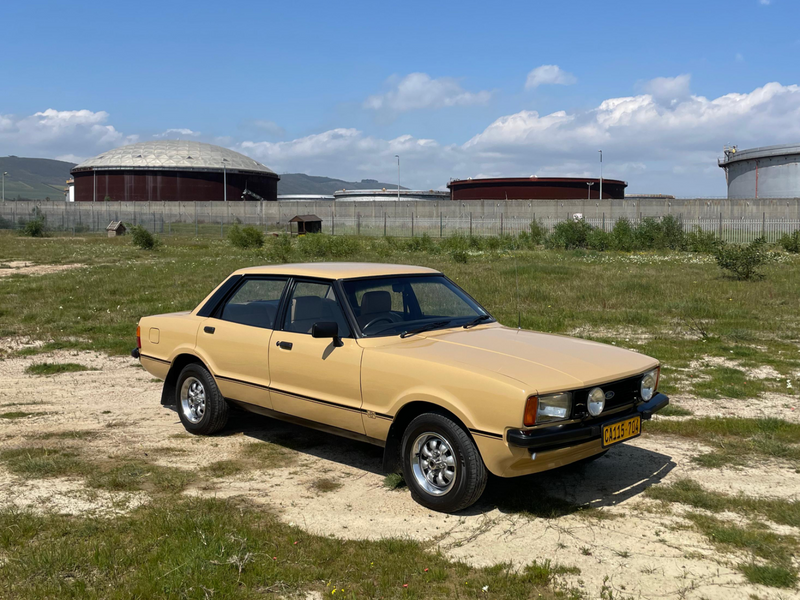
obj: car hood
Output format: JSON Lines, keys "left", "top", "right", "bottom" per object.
{"left": 417, "top": 325, "right": 658, "bottom": 393}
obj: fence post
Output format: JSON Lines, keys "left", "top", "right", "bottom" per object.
{"left": 220, "top": 217, "right": 224, "bottom": 238}
{"left": 469, "top": 212, "right": 472, "bottom": 237}
{"left": 500, "top": 212, "right": 504, "bottom": 236}
{"left": 411, "top": 212, "right": 414, "bottom": 238}
{"left": 602, "top": 212, "right": 605, "bottom": 231}
{"left": 440, "top": 213, "right": 443, "bottom": 237}
{"left": 384, "top": 212, "right": 387, "bottom": 237}
{"left": 357, "top": 213, "right": 361, "bottom": 236}
{"left": 332, "top": 208, "right": 335, "bottom": 236}
{"left": 762, "top": 212, "right": 766, "bottom": 238}
{"left": 718, "top": 212, "right": 723, "bottom": 239}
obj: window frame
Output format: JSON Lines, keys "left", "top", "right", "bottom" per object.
{"left": 276, "top": 276, "right": 357, "bottom": 338}
{"left": 338, "top": 273, "right": 494, "bottom": 338}
{"left": 209, "top": 275, "right": 290, "bottom": 330}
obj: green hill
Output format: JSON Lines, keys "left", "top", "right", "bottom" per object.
{"left": 0, "top": 156, "right": 404, "bottom": 200}
{"left": 0, "top": 156, "right": 75, "bottom": 201}
{"left": 278, "top": 173, "right": 405, "bottom": 195}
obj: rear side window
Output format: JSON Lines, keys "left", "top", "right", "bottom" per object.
{"left": 283, "top": 281, "right": 351, "bottom": 337}
{"left": 219, "top": 278, "right": 287, "bottom": 329}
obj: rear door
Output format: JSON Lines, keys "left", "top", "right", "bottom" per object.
{"left": 199, "top": 277, "right": 288, "bottom": 408}
{"left": 267, "top": 279, "right": 365, "bottom": 434}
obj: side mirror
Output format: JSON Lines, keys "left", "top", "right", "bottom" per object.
{"left": 312, "top": 321, "right": 342, "bottom": 346}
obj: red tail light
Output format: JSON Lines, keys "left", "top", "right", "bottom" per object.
{"left": 136, "top": 325, "right": 141, "bottom": 349}
{"left": 523, "top": 395, "right": 538, "bottom": 427}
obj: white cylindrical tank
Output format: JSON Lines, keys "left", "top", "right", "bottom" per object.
{"left": 719, "top": 143, "right": 800, "bottom": 199}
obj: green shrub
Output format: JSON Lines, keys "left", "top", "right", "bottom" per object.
{"left": 20, "top": 207, "right": 47, "bottom": 237}
{"left": 450, "top": 249, "right": 469, "bottom": 263}
{"left": 547, "top": 218, "right": 594, "bottom": 250}
{"left": 659, "top": 215, "right": 688, "bottom": 250}
{"left": 686, "top": 227, "right": 720, "bottom": 253}
{"left": 130, "top": 225, "right": 158, "bottom": 250}
{"left": 228, "top": 224, "right": 265, "bottom": 249}
{"left": 0, "top": 215, "right": 12, "bottom": 229}
{"left": 528, "top": 219, "right": 547, "bottom": 246}
{"left": 609, "top": 218, "right": 636, "bottom": 251}
{"left": 587, "top": 228, "right": 611, "bottom": 251}
{"left": 440, "top": 233, "right": 470, "bottom": 253}
{"left": 714, "top": 237, "right": 769, "bottom": 281}
{"left": 779, "top": 230, "right": 800, "bottom": 253}
{"left": 404, "top": 233, "right": 436, "bottom": 253}
{"left": 267, "top": 233, "right": 293, "bottom": 263}
{"left": 297, "top": 234, "right": 363, "bottom": 258}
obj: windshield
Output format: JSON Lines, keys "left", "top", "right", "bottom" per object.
{"left": 341, "top": 275, "right": 492, "bottom": 337}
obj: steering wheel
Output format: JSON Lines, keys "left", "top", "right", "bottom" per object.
{"left": 361, "top": 316, "right": 396, "bottom": 332}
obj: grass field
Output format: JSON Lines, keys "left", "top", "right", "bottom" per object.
{"left": 1, "top": 231, "right": 799, "bottom": 597}
{"left": 1, "top": 231, "right": 798, "bottom": 401}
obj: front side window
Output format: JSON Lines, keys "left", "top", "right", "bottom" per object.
{"left": 342, "top": 275, "right": 490, "bottom": 337}
{"left": 283, "top": 281, "right": 351, "bottom": 336}
{"left": 219, "top": 278, "right": 287, "bottom": 329}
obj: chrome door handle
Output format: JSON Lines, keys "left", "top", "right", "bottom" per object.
{"left": 276, "top": 341, "right": 293, "bottom": 350}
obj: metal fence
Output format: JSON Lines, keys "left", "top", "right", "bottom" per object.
{"left": 1, "top": 200, "right": 799, "bottom": 243}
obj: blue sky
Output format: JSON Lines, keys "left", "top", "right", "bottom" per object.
{"left": 1, "top": 0, "right": 798, "bottom": 195}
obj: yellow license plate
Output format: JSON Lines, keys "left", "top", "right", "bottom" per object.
{"left": 602, "top": 415, "right": 641, "bottom": 447}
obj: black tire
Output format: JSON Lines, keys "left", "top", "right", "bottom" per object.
{"left": 175, "top": 363, "right": 229, "bottom": 435}
{"left": 401, "top": 412, "right": 487, "bottom": 513}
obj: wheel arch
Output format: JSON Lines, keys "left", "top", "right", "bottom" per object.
{"left": 381, "top": 401, "right": 475, "bottom": 473}
{"left": 161, "top": 353, "right": 210, "bottom": 406}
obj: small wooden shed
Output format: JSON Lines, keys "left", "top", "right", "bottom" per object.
{"left": 289, "top": 214, "right": 322, "bottom": 235}
{"left": 106, "top": 221, "right": 126, "bottom": 237}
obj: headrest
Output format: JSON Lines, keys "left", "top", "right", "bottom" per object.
{"left": 292, "top": 296, "right": 325, "bottom": 321}
{"left": 360, "top": 291, "right": 391, "bottom": 315}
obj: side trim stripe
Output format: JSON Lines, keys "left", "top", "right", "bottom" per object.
{"left": 469, "top": 428, "right": 504, "bottom": 440}
{"left": 140, "top": 354, "right": 170, "bottom": 365}
{"left": 212, "top": 373, "right": 503, "bottom": 440}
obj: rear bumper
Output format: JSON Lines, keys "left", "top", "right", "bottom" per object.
{"left": 506, "top": 393, "right": 669, "bottom": 450}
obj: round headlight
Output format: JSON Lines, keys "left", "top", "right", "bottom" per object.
{"left": 587, "top": 387, "right": 605, "bottom": 416}
{"left": 641, "top": 369, "right": 658, "bottom": 401}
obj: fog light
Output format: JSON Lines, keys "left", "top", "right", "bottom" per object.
{"left": 587, "top": 387, "right": 605, "bottom": 416}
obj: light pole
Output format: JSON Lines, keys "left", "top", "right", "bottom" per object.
{"left": 598, "top": 150, "right": 603, "bottom": 200}
{"left": 222, "top": 159, "right": 228, "bottom": 202}
{"left": 395, "top": 155, "right": 400, "bottom": 201}
{"left": 587, "top": 181, "right": 594, "bottom": 200}
{"left": 2, "top": 172, "right": 7, "bottom": 202}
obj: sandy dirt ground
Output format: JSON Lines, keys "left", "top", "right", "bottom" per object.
{"left": 1, "top": 339, "right": 798, "bottom": 600}
{"left": 0, "top": 261, "right": 85, "bottom": 277}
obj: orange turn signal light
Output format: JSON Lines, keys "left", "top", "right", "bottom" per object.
{"left": 136, "top": 325, "right": 141, "bottom": 349}
{"left": 523, "top": 395, "right": 538, "bottom": 427}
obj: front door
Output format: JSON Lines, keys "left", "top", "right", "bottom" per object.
{"left": 199, "top": 277, "right": 288, "bottom": 408}
{"left": 268, "top": 280, "right": 365, "bottom": 434}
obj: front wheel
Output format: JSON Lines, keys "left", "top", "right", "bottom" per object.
{"left": 175, "top": 363, "right": 229, "bottom": 435}
{"left": 401, "top": 412, "right": 487, "bottom": 513}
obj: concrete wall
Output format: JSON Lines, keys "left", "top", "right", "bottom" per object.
{"left": 2, "top": 198, "right": 799, "bottom": 241}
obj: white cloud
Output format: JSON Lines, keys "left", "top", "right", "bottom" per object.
{"left": 759, "top": 0, "right": 771, "bottom": 5}
{"left": 240, "top": 81, "right": 800, "bottom": 196}
{"left": 640, "top": 74, "right": 692, "bottom": 105}
{"left": 364, "top": 73, "right": 492, "bottom": 114}
{"left": 154, "top": 128, "right": 200, "bottom": 138}
{"left": 0, "top": 109, "right": 136, "bottom": 161}
{"left": 524, "top": 65, "right": 577, "bottom": 89}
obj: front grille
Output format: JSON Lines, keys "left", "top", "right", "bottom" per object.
{"left": 569, "top": 374, "right": 642, "bottom": 419}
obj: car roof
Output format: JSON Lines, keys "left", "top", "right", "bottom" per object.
{"left": 232, "top": 262, "right": 441, "bottom": 280}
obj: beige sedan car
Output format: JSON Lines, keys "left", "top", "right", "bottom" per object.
{"left": 134, "top": 263, "right": 668, "bottom": 512}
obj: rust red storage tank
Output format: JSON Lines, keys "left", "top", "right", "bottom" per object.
{"left": 447, "top": 177, "right": 627, "bottom": 201}
{"left": 70, "top": 140, "right": 279, "bottom": 202}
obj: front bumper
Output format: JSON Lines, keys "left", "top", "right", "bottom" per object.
{"left": 506, "top": 392, "right": 669, "bottom": 450}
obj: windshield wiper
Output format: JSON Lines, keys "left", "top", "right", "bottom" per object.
{"left": 400, "top": 320, "right": 452, "bottom": 339}
{"left": 463, "top": 314, "right": 492, "bottom": 329}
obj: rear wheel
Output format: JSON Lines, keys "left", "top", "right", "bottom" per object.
{"left": 175, "top": 363, "right": 228, "bottom": 435}
{"left": 401, "top": 412, "right": 487, "bottom": 513}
